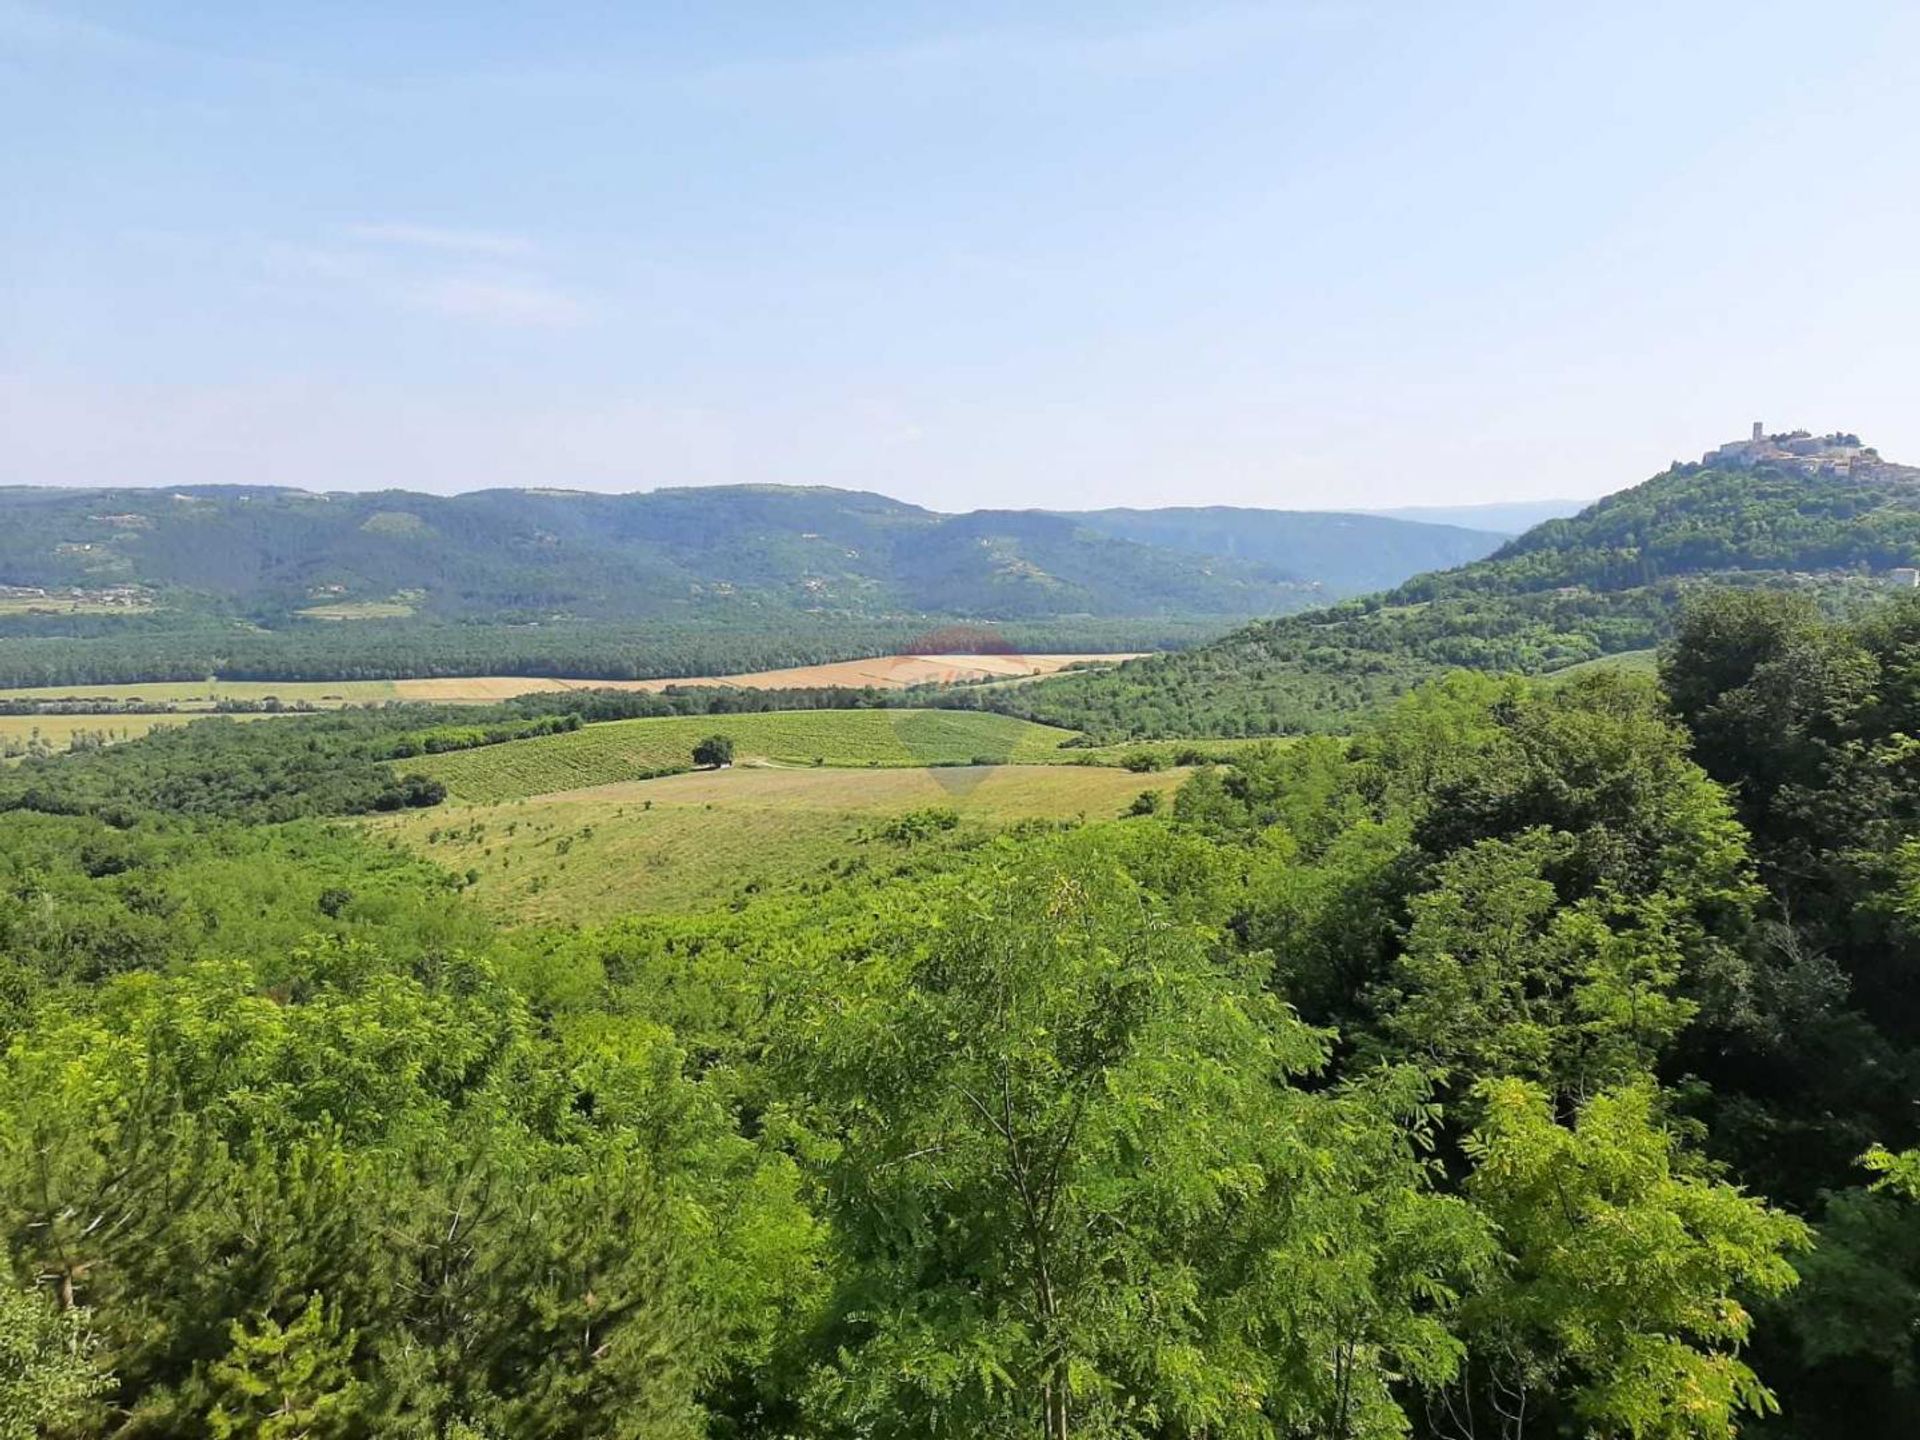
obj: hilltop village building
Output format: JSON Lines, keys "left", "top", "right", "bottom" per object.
{"left": 1705, "top": 422, "right": 1875, "bottom": 477}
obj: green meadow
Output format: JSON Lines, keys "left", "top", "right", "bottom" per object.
{"left": 368, "top": 761, "right": 1178, "bottom": 923}
{"left": 400, "top": 708, "right": 1080, "bottom": 803}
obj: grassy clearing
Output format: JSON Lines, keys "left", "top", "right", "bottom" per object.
{"left": 297, "top": 601, "right": 416, "bottom": 620}
{"left": 404, "top": 709, "right": 1078, "bottom": 803}
{"left": 367, "top": 763, "right": 1182, "bottom": 924}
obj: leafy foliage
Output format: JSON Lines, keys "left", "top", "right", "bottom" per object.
{"left": 0, "top": 1276, "right": 106, "bottom": 1440}
{"left": 0, "top": 942, "right": 818, "bottom": 1437}
{"left": 1457, "top": 1080, "right": 1807, "bottom": 1439}
{"left": 0, "top": 708, "right": 479, "bottom": 822}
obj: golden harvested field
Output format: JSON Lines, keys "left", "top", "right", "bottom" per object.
{"left": 404, "top": 709, "right": 1078, "bottom": 803}
{"left": 367, "top": 762, "right": 1183, "bottom": 924}
{"left": 387, "top": 652, "right": 1139, "bottom": 701}
{"left": 0, "top": 654, "right": 1136, "bottom": 711}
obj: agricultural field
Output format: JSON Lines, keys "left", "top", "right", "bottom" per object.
{"left": 403, "top": 709, "right": 1080, "bottom": 802}
{"left": 297, "top": 600, "right": 417, "bottom": 620}
{"left": 0, "top": 678, "right": 404, "bottom": 707}
{"left": 386, "top": 652, "right": 1139, "bottom": 700}
{"left": 367, "top": 762, "right": 1182, "bottom": 924}
{"left": 0, "top": 597, "right": 153, "bottom": 616}
{"left": 0, "top": 711, "right": 277, "bottom": 758}
{"left": 0, "top": 653, "right": 1136, "bottom": 711}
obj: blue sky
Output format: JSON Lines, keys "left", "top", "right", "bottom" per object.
{"left": 5, "top": 1, "right": 1917, "bottom": 509}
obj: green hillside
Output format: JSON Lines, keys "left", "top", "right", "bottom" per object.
{"left": 995, "top": 445, "right": 1920, "bottom": 737}
{"left": 0, "top": 484, "right": 1525, "bottom": 688}
{"left": 0, "top": 483, "right": 1496, "bottom": 630}
{"left": 1066, "top": 506, "right": 1505, "bottom": 597}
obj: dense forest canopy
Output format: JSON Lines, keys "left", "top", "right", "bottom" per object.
{"left": 6, "top": 586, "right": 1920, "bottom": 1436}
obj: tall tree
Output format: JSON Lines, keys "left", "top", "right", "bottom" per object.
{"left": 1448, "top": 1079, "right": 1808, "bottom": 1440}
{"left": 789, "top": 832, "right": 1488, "bottom": 1439}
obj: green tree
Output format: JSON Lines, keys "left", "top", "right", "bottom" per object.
{"left": 1369, "top": 829, "right": 1697, "bottom": 1100}
{"left": 692, "top": 734, "right": 735, "bottom": 769}
{"left": 0, "top": 1274, "right": 105, "bottom": 1440}
{"left": 207, "top": 1295, "right": 364, "bottom": 1439}
{"left": 0, "top": 941, "right": 815, "bottom": 1438}
{"left": 1662, "top": 589, "right": 1887, "bottom": 887}
{"left": 1452, "top": 1078, "right": 1809, "bottom": 1440}
{"left": 1866, "top": 1143, "right": 1920, "bottom": 1199}
{"left": 789, "top": 833, "right": 1486, "bottom": 1439}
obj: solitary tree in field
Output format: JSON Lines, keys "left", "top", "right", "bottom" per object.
{"left": 692, "top": 734, "right": 734, "bottom": 769}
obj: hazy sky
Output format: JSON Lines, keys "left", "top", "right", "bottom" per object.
{"left": 5, "top": 1, "right": 1918, "bottom": 510}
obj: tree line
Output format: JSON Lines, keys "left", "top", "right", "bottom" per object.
{"left": 0, "top": 615, "right": 1220, "bottom": 690}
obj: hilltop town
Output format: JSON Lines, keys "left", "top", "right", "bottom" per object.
{"left": 1704, "top": 421, "right": 1907, "bottom": 478}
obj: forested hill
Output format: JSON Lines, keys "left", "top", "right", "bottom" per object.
{"left": 1360, "top": 496, "right": 1588, "bottom": 534}
{"left": 0, "top": 483, "right": 1502, "bottom": 625}
{"left": 1404, "top": 454, "right": 1920, "bottom": 600}
{"left": 995, "top": 446, "right": 1920, "bottom": 737}
{"left": 1064, "top": 506, "right": 1504, "bottom": 597}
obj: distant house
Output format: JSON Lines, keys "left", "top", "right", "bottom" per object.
{"left": 1888, "top": 568, "right": 1920, "bottom": 588}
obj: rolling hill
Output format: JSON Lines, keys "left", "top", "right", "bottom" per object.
{"left": 0, "top": 483, "right": 1503, "bottom": 627}
{"left": 994, "top": 435, "right": 1920, "bottom": 737}
{"left": 1066, "top": 507, "right": 1506, "bottom": 597}
{"left": 1359, "top": 498, "right": 1589, "bottom": 534}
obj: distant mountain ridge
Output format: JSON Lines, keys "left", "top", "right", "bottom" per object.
{"left": 1358, "top": 498, "right": 1590, "bottom": 534}
{"left": 0, "top": 483, "right": 1507, "bottom": 627}
{"left": 994, "top": 433, "right": 1920, "bottom": 737}
{"left": 1065, "top": 507, "right": 1505, "bottom": 598}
